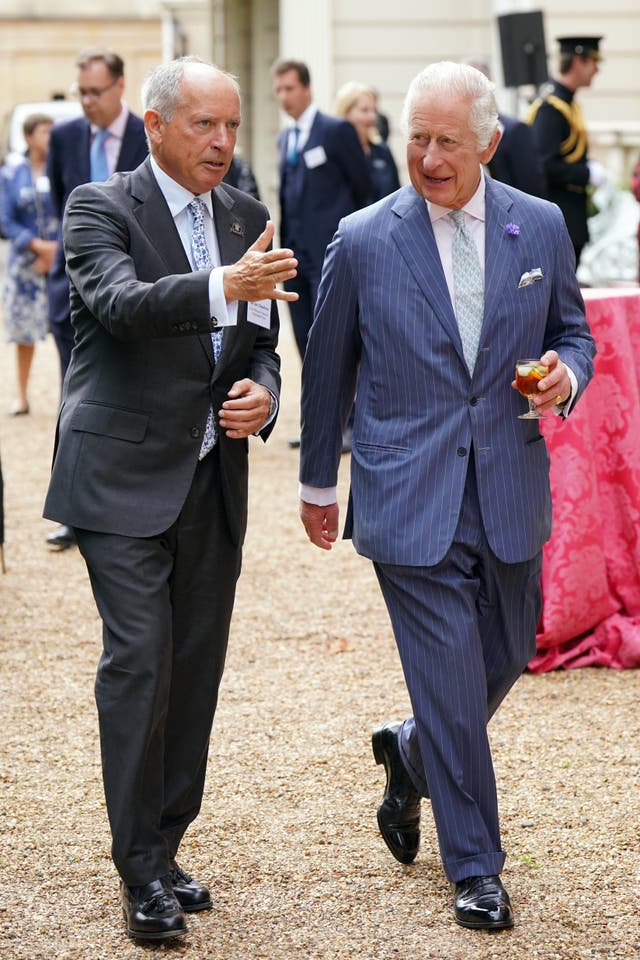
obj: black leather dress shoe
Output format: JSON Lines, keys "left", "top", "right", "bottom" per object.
{"left": 454, "top": 875, "right": 514, "bottom": 929}
{"left": 168, "top": 860, "right": 212, "bottom": 912}
{"left": 372, "top": 722, "right": 421, "bottom": 864}
{"left": 120, "top": 878, "right": 187, "bottom": 940}
{"left": 45, "top": 524, "right": 76, "bottom": 550}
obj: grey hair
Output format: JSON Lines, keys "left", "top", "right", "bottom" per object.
{"left": 141, "top": 56, "right": 240, "bottom": 121}
{"left": 401, "top": 61, "right": 499, "bottom": 150}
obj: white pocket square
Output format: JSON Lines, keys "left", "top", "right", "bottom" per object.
{"left": 518, "top": 268, "right": 544, "bottom": 288}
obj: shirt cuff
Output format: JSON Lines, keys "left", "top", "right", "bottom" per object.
{"left": 209, "top": 267, "right": 238, "bottom": 327}
{"left": 299, "top": 483, "right": 338, "bottom": 506}
{"left": 554, "top": 363, "right": 578, "bottom": 415}
{"left": 253, "top": 391, "right": 278, "bottom": 435}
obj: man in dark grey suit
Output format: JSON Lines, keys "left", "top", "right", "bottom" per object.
{"left": 299, "top": 62, "right": 595, "bottom": 929}
{"left": 45, "top": 47, "right": 148, "bottom": 550}
{"left": 44, "top": 57, "right": 297, "bottom": 942}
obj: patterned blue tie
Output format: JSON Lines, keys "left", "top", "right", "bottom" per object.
{"left": 90, "top": 128, "right": 110, "bottom": 182}
{"left": 188, "top": 198, "right": 222, "bottom": 458}
{"left": 449, "top": 209, "right": 484, "bottom": 374}
{"left": 287, "top": 125, "right": 300, "bottom": 165}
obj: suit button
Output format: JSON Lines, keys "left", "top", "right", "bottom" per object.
{"left": 469, "top": 396, "right": 478, "bottom": 406}
{"left": 457, "top": 446, "right": 467, "bottom": 457}
{"left": 190, "top": 427, "right": 201, "bottom": 439}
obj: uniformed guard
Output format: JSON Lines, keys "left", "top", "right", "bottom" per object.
{"left": 528, "top": 35, "right": 606, "bottom": 266}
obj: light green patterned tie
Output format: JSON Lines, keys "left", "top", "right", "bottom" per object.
{"left": 449, "top": 209, "right": 484, "bottom": 374}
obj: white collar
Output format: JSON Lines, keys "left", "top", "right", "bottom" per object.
{"left": 427, "top": 171, "right": 486, "bottom": 225}
{"left": 149, "top": 155, "right": 213, "bottom": 219}
{"left": 290, "top": 103, "right": 317, "bottom": 135}
{"left": 91, "top": 104, "right": 128, "bottom": 140}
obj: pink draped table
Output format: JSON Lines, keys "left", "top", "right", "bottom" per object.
{"left": 530, "top": 287, "right": 640, "bottom": 671}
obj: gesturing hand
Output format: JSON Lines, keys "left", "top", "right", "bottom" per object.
{"left": 223, "top": 221, "right": 299, "bottom": 303}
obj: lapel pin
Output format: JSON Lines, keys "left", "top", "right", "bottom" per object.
{"left": 230, "top": 221, "right": 244, "bottom": 236}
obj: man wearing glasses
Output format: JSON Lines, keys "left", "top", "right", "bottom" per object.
{"left": 45, "top": 48, "right": 148, "bottom": 550}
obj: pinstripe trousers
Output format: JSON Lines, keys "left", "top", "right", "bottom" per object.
{"left": 374, "top": 453, "right": 542, "bottom": 883}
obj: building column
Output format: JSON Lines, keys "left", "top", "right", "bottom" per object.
{"left": 278, "top": 0, "right": 332, "bottom": 110}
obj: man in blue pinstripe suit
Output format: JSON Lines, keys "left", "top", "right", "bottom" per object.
{"left": 298, "top": 62, "right": 595, "bottom": 929}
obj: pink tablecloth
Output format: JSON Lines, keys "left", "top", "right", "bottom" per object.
{"left": 530, "top": 287, "right": 640, "bottom": 671}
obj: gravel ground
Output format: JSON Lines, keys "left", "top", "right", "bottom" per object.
{"left": 1, "top": 296, "right": 639, "bottom": 960}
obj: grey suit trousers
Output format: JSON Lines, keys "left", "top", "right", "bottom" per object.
{"left": 75, "top": 448, "right": 242, "bottom": 886}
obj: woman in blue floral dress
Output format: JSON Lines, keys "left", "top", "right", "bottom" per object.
{"left": 0, "top": 113, "right": 58, "bottom": 414}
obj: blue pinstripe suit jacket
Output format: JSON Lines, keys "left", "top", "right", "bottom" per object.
{"left": 299, "top": 178, "right": 596, "bottom": 566}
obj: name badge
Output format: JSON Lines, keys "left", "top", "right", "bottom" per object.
{"left": 247, "top": 299, "right": 271, "bottom": 329}
{"left": 303, "top": 145, "right": 327, "bottom": 169}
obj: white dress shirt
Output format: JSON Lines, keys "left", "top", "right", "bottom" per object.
{"left": 149, "top": 155, "right": 237, "bottom": 327}
{"left": 428, "top": 176, "right": 486, "bottom": 301}
{"left": 286, "top": 104, "right": 317, "bottom": 157}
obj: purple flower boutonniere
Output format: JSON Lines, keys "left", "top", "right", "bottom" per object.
{"left": 505, "top": 222, "right": 520, "bottom": 236}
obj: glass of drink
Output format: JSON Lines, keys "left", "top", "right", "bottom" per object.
{"left": 515, "top": 359, "right": 549, "bottom": 419}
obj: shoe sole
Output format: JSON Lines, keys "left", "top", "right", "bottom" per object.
{"left": 180, "top": 899, "right": 213, "bottom": 913}
{"left": 454, "top": 916, "right": 514, "bottom": 930}
{"left": 125, "top": 924, "right": 187, "bottom": 941}
{"left": 123, "top": 907, "right": 188, "bottom": 940}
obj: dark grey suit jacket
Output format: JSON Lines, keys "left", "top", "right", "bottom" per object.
{"left": 44, "top": 159, "right": 280, "bottom": 546}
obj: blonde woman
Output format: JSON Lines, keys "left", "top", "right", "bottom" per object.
{"left": 335, "top": 82, "right": 400, "bottom": 202}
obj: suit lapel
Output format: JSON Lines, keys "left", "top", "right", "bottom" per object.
{"left": 277, "top": 129, "right": 288, "bottom": 178}
{"left": 115, "top": 114, "right": 141, "bottom": 172}
{"left": 79, "top": 121, "right": 91, "bottom": 183}
{"left": 131, "top": 160, "right": 192, "bottom": 274}
{"left": 213, "top": 185, "right": 246, "bottom": 268}
{"left": 131, "top": 161, "right": 213, "bottom": 367}
{"left": 480, "top": 178, "right": 516, "bottom": 353}
{"left": 304, "top": 111, "right": 324, "bottom": 151}
{"left": 211, "top": 185, "right": 247, "bottom": 373}
{"left": 390, "top": 187, "right": 464, "bottom": 362}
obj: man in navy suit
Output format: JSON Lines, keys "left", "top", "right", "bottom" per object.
{"left": 45, "top": 47, "right": 148, "bottom": 549}
{"left": 299, "top": 62, "right": 595, "bottom": 929}
{"left": 272, "top": 58, "right": 371, "bottom": 363}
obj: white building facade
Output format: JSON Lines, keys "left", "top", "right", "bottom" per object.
{"left": 2, "top": 0, "right": 638, "bottom": 227}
